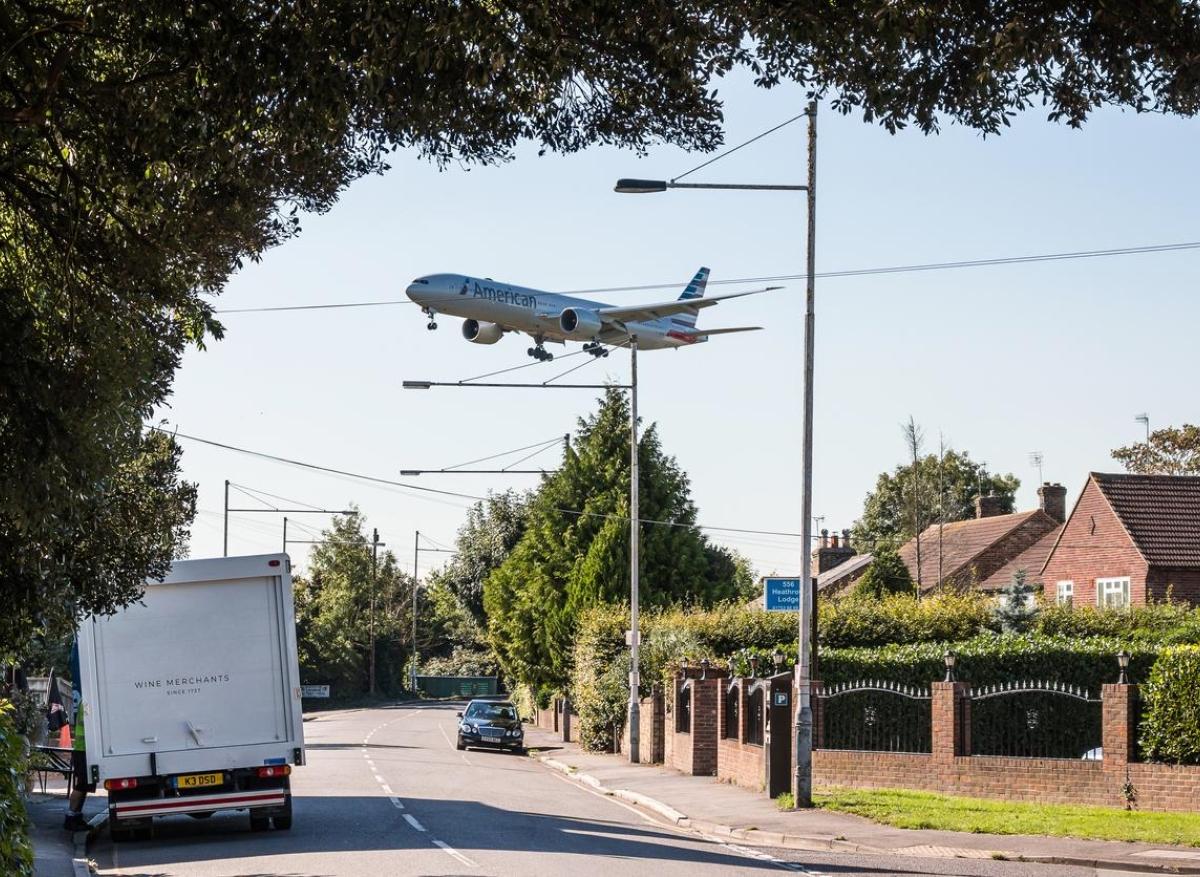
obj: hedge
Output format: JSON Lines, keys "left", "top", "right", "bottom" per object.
{"left": 1139, "top": 645, "right": 1200, "bottom": 765}
{"left": 1036, "top": 602, "right": 1200, "bottom": 644}
{"left": 0, "top": 700, "right": 33, "bottom": 877}
{"left": 568, "top": 602, "right": 1166, "bottom": 752}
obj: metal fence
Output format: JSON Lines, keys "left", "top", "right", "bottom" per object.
{"left": 816, "top": 681, "right": 932, "bottom": 754}
{"left": 965, "top": 681, "right": 1102, "bottom": 760}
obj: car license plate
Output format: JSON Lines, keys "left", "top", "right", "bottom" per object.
{"left": 481, "top": 728, "right": 503, "bottom": 738}
{"left": 174, "top": 772, "right": 224, "bottom": 789}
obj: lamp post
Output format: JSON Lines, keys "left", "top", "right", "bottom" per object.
{"left": 616, "top": 100, "right": 819, "bottom": 806}
{"left": 1117, "top": 650, "right": 1131, "bottom": 685}
{"left": 628, "top": 335, "right": 642, "bottom": 763}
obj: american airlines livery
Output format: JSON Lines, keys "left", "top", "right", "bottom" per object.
{"left": 405, "top": 268, "right": 777, "bottom": 361}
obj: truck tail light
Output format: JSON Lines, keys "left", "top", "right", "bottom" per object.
{"left": 256, "top": 765, "right": 291, "bottom": 778}
{"left": 104, "top": 777, "right": 139, "bottom": 791}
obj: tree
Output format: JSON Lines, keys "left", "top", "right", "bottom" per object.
{"left": 293, "top": 511, "right": 412, "bottom": 695}
{"left": 6, "top": 1, "right": 1197, "bottom": 660}
{"left": 1112, "top": 425, "right": 1200, "bottom": 475}
{"left": 850, "top": 546, "right": 915, "bottom": 600}
{"left": 993, "top": 569, "right": 1039, "bottom": 633}
{"left": 484, "top": 386, "right": 746, "bottom": 691}
{"left": 1, "top": 430, "right": 195, "bottom": 659}
{"left": 853, "top": 449, "right": 1019, "bottom": 553}
{"left": 427, "top": 491, "right": 530, "bottom": 624}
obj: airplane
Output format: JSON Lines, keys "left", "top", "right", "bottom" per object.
{"left": 404, "top": 267, "right": 777, "bottom": 361}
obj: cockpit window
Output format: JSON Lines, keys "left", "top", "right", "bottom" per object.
{"left": 415, "top": 279, "right": 430, "bottom": 284}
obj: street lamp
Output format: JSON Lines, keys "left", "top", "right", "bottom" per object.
{"left": 1117, "top": 650, "right": 1131, "bottom": 685}
{"left": 943, "top": 649, "right": 958, "bottom": 683}
{"left": 615, "top": 101, "right": 818, "bottom": 807}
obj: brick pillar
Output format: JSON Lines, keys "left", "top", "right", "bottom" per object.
{"left": 932, "top": 681, "right": 969, "bottom": 765}
{"left": 1102, "top": 683, "right": 1138, "bottom": 769}
{"left": 691, "top": 676, "right": 721, "bottom": 776}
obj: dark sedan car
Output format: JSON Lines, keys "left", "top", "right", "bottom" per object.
{"left": 456, "top": 700, "right": 525, "bottom": 753}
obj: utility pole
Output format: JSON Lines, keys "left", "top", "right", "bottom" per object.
{"left": 282, "top": 517, "right": 288, "bottom": 553}
{"left": 793, "top": 99, "right": 818, "bottom": 809}
{"left": 628, "top": 335, "right": 641, "bottom": 763}
{"left": 369, "top": 527, "right": 382, "bottom": 697}
{"left": 223, "top": 479, "right": 230, "bottom": 557}
{"left": 411, "top": 530, "right": 419, "bottom": 692}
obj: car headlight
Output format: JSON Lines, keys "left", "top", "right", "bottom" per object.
{"left": 462, "top": 722, "right": 475, "bottom": 732}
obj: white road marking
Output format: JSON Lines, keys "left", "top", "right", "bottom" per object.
{"left": 389, "top": 796, "right": 405, "bottom": 809}
{"left": 433, "top": 839, "right": 478, "bottom": 868}
{"left": 723, "top": 841, "right": 825, "bottom": 874}
{"left": 373, "top": 773, "right": 384, "bottom": 783}
{"left": 380, "top": 783, "right": 392, "bottom": 795}
{"left": 403, "top": 813, "right": 426, "bottom": 832}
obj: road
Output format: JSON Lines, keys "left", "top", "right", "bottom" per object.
{"left": 91, "top": 702, "right": 1112, "bottom": 877}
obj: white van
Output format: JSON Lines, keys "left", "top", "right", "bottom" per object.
{"left": 77, "top": 555, "right": 305, "bottom": 839}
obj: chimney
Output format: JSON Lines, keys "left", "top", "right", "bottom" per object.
{"left": 975, "top": 495, "right": 1005, "bottom": 519}
{"left": 812, "top": 527, "right": 856, "bottom": 575}
{"left": 1038, "top": 482, "right": 1067, "bottom": 523}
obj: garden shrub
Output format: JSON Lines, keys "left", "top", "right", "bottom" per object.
{"left": 820, "top": 592, "right": 994, "bottom": 648}
{"left": 1036, "top": 601, "right": 1200, "bottom": 644}
{"left": 1139, "top": 645, "right": 1200, "bottom": 765}
{"left": 0, "top": 700, "right": 33, "bottom": 877}
{"left": 566, "top": 600, "right": 1170, "bottom": 752}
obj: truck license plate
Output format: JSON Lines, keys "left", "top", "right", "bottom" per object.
{"left": 174, "top": 772, "right": 224, "bottom": 789}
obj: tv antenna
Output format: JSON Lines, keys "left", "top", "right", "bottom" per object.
{"left": 1028, "top": 452, "right": 1044, "bottom": 485}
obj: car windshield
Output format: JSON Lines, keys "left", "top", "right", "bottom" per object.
{"left": 466, "top": 703, "right": 516, "bottom": 722}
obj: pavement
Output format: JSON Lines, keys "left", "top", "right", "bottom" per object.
{"left": 26, "top": 776, "right": 106, "bottom": 877}
{"left": 523, "top": 725, "right": 1200, "bottom": 875}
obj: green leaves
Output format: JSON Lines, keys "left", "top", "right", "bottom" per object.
{"left": 1139, "top": 646, "right": 1200, "bottom": 765}
{"left": 1112, "top": 425, "right": 1200, "bottom": 475}
{"left": 485, "top": 387, "right": 744, "bottom": 694}
{"left": 0, "top": 701, "right": 33, "bottom": 877}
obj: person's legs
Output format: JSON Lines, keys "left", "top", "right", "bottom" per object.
{"left": 64, "top": 750, "right": 91, "bottom": 830}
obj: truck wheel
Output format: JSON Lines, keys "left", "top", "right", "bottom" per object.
{"left": 249, "top": 812, "right": 271, "bottom": 832}
{"left": 272, "top": 795, "right": 293, "bottom": 831}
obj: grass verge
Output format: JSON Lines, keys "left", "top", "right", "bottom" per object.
{"left": 814, "top": 787, "right": 1200, "bottom": 847}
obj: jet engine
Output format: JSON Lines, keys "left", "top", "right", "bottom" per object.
{"left": 559, "top": 308, "right": 603, "bottom": 340}
{"left": 462, "top": 319, "right": 504, "bottom": 344}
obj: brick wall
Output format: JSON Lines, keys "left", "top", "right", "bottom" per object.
{"left": 1042, "top": 477, "right": 1149, "bottom": 605}
{"left": 1146, "top": 568, "right": 1200, "bottom": 606}
{"left": 806, "top": 680, "right": 1200, "bottom": 813}
{"left": 665, "top": 672, "right": 721, "bottom": 776}
{"left": 716, "top": 678, "right": 767, "bottom": 792}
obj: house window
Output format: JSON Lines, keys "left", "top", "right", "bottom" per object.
{"left": 1096, "top": 577, "right": 1131, "bottom": 608}
{"left": 1056, "top": 580, "right": 1074, "bottom": 606}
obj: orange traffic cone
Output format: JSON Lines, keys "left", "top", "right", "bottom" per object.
{"left": 58, "top": 723, "right": 71, "bottom": 749}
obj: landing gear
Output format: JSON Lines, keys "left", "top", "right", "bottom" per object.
{"left": 583, "top": 342, "right": 609, "bottom": 358}
{"left": 427, "top": 321, "right": 438, "bottom": 330}
{"left": 527, "top": 345, "right": 554, "bottom": 362}
{"left": 422, "top": 307, "right": 438, "bottom": 330}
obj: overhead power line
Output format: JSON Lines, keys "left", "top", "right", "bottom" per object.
{"left": 212, "top": 240, "right": 1200, "bottom": 314}
{"left": 152, "top": 425, "right": 801, "bottom": 539}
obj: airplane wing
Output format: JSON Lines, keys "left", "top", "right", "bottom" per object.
{"left": 594, "top": 286, "right": 779, "bottom": 324}
{"left": 689, "top": 326, "right": 762, "bottom": 336}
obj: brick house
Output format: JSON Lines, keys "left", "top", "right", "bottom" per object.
{"left": 895, "top": 483, "right": 1067, "bottom": 592}
{"left": 1040, "top": 472, "right": 1200, "bottom": 607}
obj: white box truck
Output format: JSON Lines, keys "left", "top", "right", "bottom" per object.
{"left": 77, "top": 554, "right": 305, "bottom": 839}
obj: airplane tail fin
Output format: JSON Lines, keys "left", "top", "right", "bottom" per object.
{"left": 674, "top": 267, "right": 709, "bottom": 328}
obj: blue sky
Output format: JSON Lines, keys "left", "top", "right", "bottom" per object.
{"left": 160, "top": 70, "right": 1200, "bottom": 578}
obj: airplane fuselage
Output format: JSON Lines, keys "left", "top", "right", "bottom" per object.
{"left": 405, "top": 273, "right": 702, "bottom": 350}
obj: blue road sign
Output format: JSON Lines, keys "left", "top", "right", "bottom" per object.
{"left": 763, "top": 577, "right": 801, "bottom": 612}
